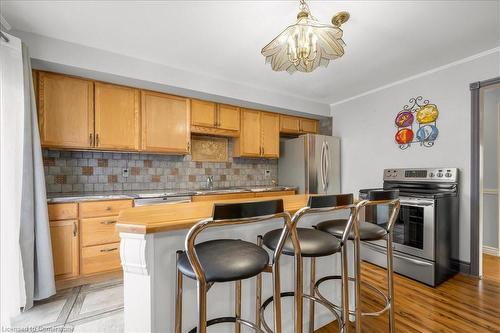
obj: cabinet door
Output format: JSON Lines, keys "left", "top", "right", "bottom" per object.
{"left": 261, "top": 112, "right": 280, "bottom": 158}
{"left": 191, "top": 99, "right": 216, "bottom": 127}
{"left": 141, "top": 91, "right": 191, "bottom": 153}
{"left": 217, "top": 104, "right": 240, "bottom": 131}
{"left": 50, "top": 220, "right": 79, "bottom": 280}
{"left": 94, "top": 83, "right": 140, "bottom": 150}
{"left": 300, "top": 118, "right": 318, "bottom": 133}
{"left": 239, "top": 109, "right": 262, "bottom": 157}
{"left": 38, "top": 72, "right": 94, "bottom": 149}
{"left": 280, "top": 115, "right": 300, "bottom": 133}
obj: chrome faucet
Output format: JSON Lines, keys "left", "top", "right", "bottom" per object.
{"left": 206, "top": 176, "right": 214, "bottom": 189}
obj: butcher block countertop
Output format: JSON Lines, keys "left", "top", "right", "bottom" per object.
{"left": 117, "top": 194, "right": 312, "bottom": 234}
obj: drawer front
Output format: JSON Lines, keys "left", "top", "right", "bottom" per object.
{"left": 79, "top": 199, "right": 132, "bottom": 218}
{"left": 48, "top": 203, "right": 78, "bottom": 220}
{"left": 81, "top": 242, "right": 121, "bottom": 275}
{"left": 81, "top": 216, "right": 120, "bottom": 247}
{"left": 254, "top": 190, "right": 296, "bottom": 198}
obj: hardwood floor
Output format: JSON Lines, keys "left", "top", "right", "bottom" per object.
{"left": 316, "top": 254, "right": 500, "bottom": 333}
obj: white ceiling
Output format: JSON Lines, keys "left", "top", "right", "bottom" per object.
{"left": 2, "top": 0, "right": 499, "bottom": 105}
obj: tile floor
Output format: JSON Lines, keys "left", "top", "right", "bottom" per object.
{"left": 10, "top": 278, "right": 124, "bottom": 332}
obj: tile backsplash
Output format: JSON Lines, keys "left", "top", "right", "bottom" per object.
{"left": 43, "top": 141, "right": 277, "bottom": 193}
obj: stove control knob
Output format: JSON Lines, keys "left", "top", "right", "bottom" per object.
{"left": 445, "top": 172, "right": 452, "bottom": 178}
{"left": 429, "top": 172, "right": 435, "bottom": 177}
{"left": 437, "top": 172, "right": 443, "bottom": 177}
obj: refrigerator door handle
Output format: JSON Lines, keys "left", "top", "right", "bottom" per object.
{"left": 324, "top": 141, "right": 330, "bottom": 191}
{"left": 320, "top": 141, "right": 327, "bottom": 192}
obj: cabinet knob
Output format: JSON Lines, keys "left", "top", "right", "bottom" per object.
{"left": 100, "top": 220, "right": 117, "bottom": 225}
{"left": 96, "top": 133, "right": 100, "bottom": 146}
{"left": 89, "top": 133, "right": 93, "bottom": 146}
{"left": 72, "top": 221, "right": 78, "bottom": 237}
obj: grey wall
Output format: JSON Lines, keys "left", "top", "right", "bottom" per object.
{"left": 43, "top": 140, "right": 277, "bottom": 193}
{"left": 482, "top": 87, "right": 499, "bottom": 249}
{"left": 330, "top": 51, "right": 500, "bottom": 263}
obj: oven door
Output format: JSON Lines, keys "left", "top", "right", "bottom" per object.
{"left": 363, "top": 196, "right": 435, "bottom": 261}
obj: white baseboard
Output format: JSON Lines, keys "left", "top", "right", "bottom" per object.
{"left": 483, "top": 246, "right": 500, "bottom": 256}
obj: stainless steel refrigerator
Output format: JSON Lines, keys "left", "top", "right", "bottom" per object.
{"left": 278, "top": 134, "right": 340, "bottom": 194}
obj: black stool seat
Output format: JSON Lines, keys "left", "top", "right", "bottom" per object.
{"left": 316, "top": 219, "right": 387, "bottom": 241}
{"left": 177, "top": 239, "right": 269, "bottom": 282}
{"left": 263, "top": 228, "right": 341, "bottom": 257}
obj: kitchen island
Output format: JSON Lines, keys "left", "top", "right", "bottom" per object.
{"left": 117, "top": 194, "right": 349, "bottom": 333}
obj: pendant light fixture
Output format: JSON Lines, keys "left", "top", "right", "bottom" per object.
{"left": 261, "top": 0, "right": 349, "bottom": 74}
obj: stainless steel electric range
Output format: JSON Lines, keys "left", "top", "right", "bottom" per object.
{"left": 359, "top": 168, "right": 459, "bottom": 286}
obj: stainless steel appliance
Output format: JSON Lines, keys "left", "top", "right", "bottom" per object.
{"left": 360, "top": 168, "right": 459, "bottom": 286}
{"left": 278, "top": 134, "right": 340, "bottom": 194}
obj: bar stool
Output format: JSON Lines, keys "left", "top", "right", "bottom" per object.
{"left": 174, "top": 199, "right": 300, "bottom": 333}
{"left": 315, "top": 189, "right": 400, "bottom": 333}
{"left": 257, "top": 194, "right": 363, "bottom": 333}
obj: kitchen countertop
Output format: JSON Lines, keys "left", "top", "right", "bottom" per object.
{"left": 46, "top": 186, "right": 297, "bottom": 203}
{"left": 116, "top": 193, "right": 310, "bottom": 234}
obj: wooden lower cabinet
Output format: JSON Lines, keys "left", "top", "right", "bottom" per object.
{"left": 50, "top": 219, "right": 79, "bottom": 280}
{"left": 192, "top": 192, "right": 255, "bottom": 202}
{"left": 81, "top": 242, "right": 121, "bottom": 275}
{"left": 254, "top": 190, "right": 296, "bottom": 197}
{"left": 49, "top": 200, "right": 130, "bottom": 282}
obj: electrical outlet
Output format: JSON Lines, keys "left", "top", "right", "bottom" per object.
{"left": 265, "top": 170, "right": 271, "bottom": 178}
{"left": 122, "top": 168, "right": 129, "bottom": 178}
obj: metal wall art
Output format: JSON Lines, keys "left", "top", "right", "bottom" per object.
{"left": 394, "top": 96, "right": 439, "bottom": 150}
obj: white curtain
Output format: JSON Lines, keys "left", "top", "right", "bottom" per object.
{"left": 19, "top": 42, "right": 56, "bottom": 309}
{"left": 0, "top": 32, "right": 55, "bottom": 326}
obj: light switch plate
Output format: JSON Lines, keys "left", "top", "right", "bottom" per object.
{"left": 122, "top": 168, "right": 129, "bottom": 178}
{"left": 265, "top": 170, "right": 271, "bottom": 178}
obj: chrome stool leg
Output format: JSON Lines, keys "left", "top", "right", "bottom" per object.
{"left": 354, "top": 237, "right": 362, "bottom": 333}
{"left": 196, "top": 281, "right": 208, "bottom": 333}
{"left": 340, "top": 246, "right": 350, "bottom": 333}
{"left": 256, "top": 235, "right": 263, "bottom": 329}
{"left": 308, "top": 257, "right": 316, "bottom": 333}
{"left": 175, "top": 251, "right": 183, "bottom": 333}
{"left": 387, "top": 234, "right": 395, "bottom": 333}
{"left": 235, "top": 280, "right": 242, "bottom": 333}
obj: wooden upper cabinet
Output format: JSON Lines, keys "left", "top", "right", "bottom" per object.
{"left": 37, "top": 72, "right": 94, "bottom": 149}
{"left": 94, "top": 83, "right": 140, "bottom": 150}
{"left": 191, "top": 100, "right": 240, "bottom": 136}
{"left": 237, "top": 108, "right": 261, "bottom": 157}
{"left": 217, "top": 104, "right": 240, "bottom": 131}
{"left": 300, "top": 118, "right": 318, "bottom": 133}
{"left": 50, "top": 219, "right": 79, "bottom": 280}
{"left": 191, "top": 99, "right": 216, "bottom": 127}
{"left": 141, "top": 91, "right": 190, "bottom": 153}
{"left": 280, "top": 115, "right": 300, "bottom": 133}
{"left": 261, "top": 113, "right": 280, "bottom": 158}
{"left": 235, "top": 109, "right": 279, "bottom": 158}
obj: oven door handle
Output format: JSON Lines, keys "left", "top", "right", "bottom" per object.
{"left": 400, "top": 200, "right": 434, "bottom": 207}
{"left": 363, "top": 242, "right": 433, "bottom": 267}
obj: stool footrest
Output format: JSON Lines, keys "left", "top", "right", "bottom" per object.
{"left": 260, "top": 291, "right": 343, "bottom": 333}
{"left": 188, "top": 316, "right": 264, "bottom": 333}
{"left": 314, "top": 275, "right": 391, "bottom": 317}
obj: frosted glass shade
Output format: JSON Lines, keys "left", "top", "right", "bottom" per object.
{"left": 262, "top": 14, "right": 346, "bottom": 73}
